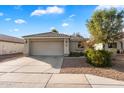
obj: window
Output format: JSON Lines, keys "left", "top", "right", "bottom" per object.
{"left": 78, "top": 41, "right": 84, "bottom": 48}
{"left": 108, "top": 43, "right": 117, "bottom": 48}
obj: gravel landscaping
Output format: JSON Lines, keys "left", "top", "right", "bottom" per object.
{"left": 60, "top": 56, "right": 124, "bottom": 81}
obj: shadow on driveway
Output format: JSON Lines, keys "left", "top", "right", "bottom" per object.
{"left": 0, "top": 55, "right": 63, "bottom": 69}
{"left": 28, "top": 56, "right": 63, "bottom": 69}
{"left": 0, "top": 53, "right": 24, "bottom": 62}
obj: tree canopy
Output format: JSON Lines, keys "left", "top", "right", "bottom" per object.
{"left": 86, "top": 8, "right": 124, "bottom": 44}
{"left": 51, "top": 29, "right": 59, "bottom": 33}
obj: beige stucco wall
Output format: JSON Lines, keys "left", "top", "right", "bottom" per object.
{"left": 29, "top": 38, "right": 64, "bottom": 42}
{"left": 64, "top": 38, "right": 69, "bottom": 56}
{"left": 0, "top": 42, "right": 2, "bottom": 55}
{"left": 24, "top": 39, "right": 30, "bottom": 56}
{"left": 70, "top": 41, "right": 84, "bottom": 52}
{"left": 117, "top": 41, "right": 121, "bottom": 50}
{"left": 122, "top": 38, "right": 124, "bottom": 50}
{"left": 70, "top": 41, "right": 77, "bottom": 52}
{"left": 0, "top": 41, "right": 24, "bottom": 55}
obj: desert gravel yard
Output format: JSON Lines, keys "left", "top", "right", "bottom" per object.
{"left": 60, "top": 56, "right": 124, "bottom": 81}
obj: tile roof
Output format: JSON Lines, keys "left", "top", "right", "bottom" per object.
{"left": 23, "top": 32, "right": 70, "bottom": 38}
{"left": 0, "top": 34, "right": 24, "bottom": 43}
{"left": 70, "top": 36, "right": 87, "bottom": 41}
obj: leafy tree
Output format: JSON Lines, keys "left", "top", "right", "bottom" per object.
{"left": 86, "top": 8, "right": 124, "bottom": 44}
{"left": 51, "top": 29, "right": 59, "bottom": 33}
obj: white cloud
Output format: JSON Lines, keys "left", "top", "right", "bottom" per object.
{"left": 14, "top": 19, "right": 26, "bottom": 24}
{"left": 50, "top": 27, "right": 56, "bottom": 30}
{"left": 62, "top": 23, "right": 69, "bottom": 27}
{"left": 0, "top": 12, "right": 4, "bottom": 16}
{"left": 13, "top": 28, "right": 19, "bottom": 31}
{"left": 31, "top": 10, "right": 46, "bottom": 16}
{"left": 5, "top": 18, "right": 11, "bottom": 21}
{"left": 47, "top": 6, "right": 63, "bottom": 14}
{"left": 63, "top": 14, "right": 75, "bottom": 22}
{"left": 31, "top": 6, "right": 64, "bottom": 16}
{"left": 69, "top": 14, "right": 76, "bottom": 18}
{"left": 95, "top": 5, "right": 124, "bottom": 11}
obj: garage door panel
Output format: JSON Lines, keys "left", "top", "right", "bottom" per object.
{"left": 30, "top": 41, "right": 64, "bottom": 56}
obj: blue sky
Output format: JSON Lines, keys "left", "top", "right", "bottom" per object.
{"left": 0, "top": 5, "right": 119, "bottom": 38}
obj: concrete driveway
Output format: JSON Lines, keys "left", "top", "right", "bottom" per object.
{"left": 0, "top": 56, "right": 124, "bottom": 88}
{"left": 0, "top": 56, "right": 63, "bottom": 73}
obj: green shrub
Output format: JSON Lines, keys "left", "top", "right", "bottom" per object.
{"left": 69, "top": 52, "right": 84, "bottom": 57}
{"left": 85, "top": 48, "right": 112, "bottom": 67}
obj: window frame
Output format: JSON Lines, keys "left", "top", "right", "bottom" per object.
{"left": 108, "top": 42, "right": 117, "bottom": 48}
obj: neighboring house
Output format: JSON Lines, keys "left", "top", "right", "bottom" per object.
{"left": 94, "top": 39, "right": 124, "bottom": 53}
{"left": 0, "top": 34, "right": 24, "bottom": 55}
{"left": 104, "top": 39, "right": 124, "bottom": 53}
{"left": 23, "top": 32, "right": 85, "bottom": 56}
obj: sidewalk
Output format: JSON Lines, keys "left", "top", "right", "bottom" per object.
{"left": 0, "top": 73, "right": 124, "bottom": 88}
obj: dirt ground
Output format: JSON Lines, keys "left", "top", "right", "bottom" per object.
{"left": 60, "top": 56, "right": 124, "bottom": 81}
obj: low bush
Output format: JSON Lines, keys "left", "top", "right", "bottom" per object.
{"left": 85, "top": 48, "right": 112, "bottom": 67}
{"left": 69, "top": 52, "right": 84, "bottom": 57}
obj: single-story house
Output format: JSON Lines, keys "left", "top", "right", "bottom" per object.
{"left": 94, "top": 38, "right": 124, "bottom": 54}
{"left": 105, "top": 39, "right": 124, "bottom": 53}
{"left": 0, "top": 34, "right": 24, "bottom": 55}
{"left": 23, "top": 32, "right": 85, "bottom": 56}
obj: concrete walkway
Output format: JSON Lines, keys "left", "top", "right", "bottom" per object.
{"left": 0, "top": 73, "right": 123, "bottom": 88}
{"left": 85, "top": 74, "right": 124, "bottom": 88}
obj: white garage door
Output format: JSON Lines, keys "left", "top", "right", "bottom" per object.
{"left": 30, "top": 41, "right": 64, "bottom": 56}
